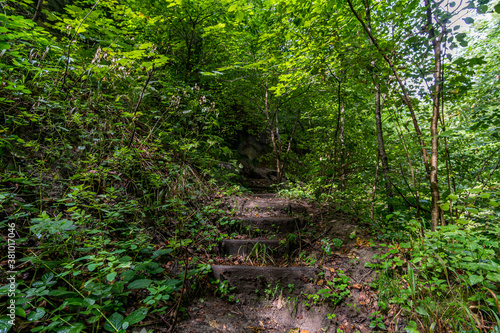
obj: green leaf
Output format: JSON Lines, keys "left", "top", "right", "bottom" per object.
{"left": 49, "top": 290, "right": 79, "bottom": 297}
{"left": 124, "top": 308, "right": 148, "bottom": 325}
{"left": 469, "top": 274, "right": 483, "bottom": 286}
{"left": 405, "top": 320, "right": 419, "bottom": 333}
{"left": 415, "top": 306, "right": 428, "bottom": 316}
{"left": 106, "top": 272, "right": 117, "bottom": 282}
{"left": 54, "top": 323, "right": 86, "bottom": 333}
{"left": 103, "top": 312, "right": 124, "bottom": 332}
{"left": 495, "top": 3, "right": 500, "bottom": 13}
{"left": 82, "top": 298, "right": 95, "bottom": 307}
{"left": 28, "top": 308, "right": 46, "bottom": 321}
{"left": 440, "top": 202, "right": 450, "bottom": 211}
{"left": 486, "top": 273, "right": 500, "bottom": 282}
{"left": 15, "top": 307, "right": 26, "bottom": 318}
{"left": 488, "top": 200, "right": 498, "bottom": 207}
{"left": 0, "top": 317, "right": 13, "bottom": 333}
{"left": 88, "top": 262, "right": 103, "bottom": 271}
{"left": 463, "top": 17, "right": 474, "bottom": 24}
{"left": 152, "top": 248, "right": 173, "bottom": 259}
{"left": 479, "top": 193, "right": 491, "bottom": 199}
{"left": 466, "top": 208, "right": 478, "bottom": 215}
{"left": 236, "top": 10, "right": 245, "bottom": 22}
{"left": 127, "top": 279, "right": 152, "bottom": 289}
{"left": 477, "top": 4, "right": 488, "bottom": 13}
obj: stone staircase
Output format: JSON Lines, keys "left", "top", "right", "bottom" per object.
{"left": 177, "top": 192, "right": 378, "bottom": 333}
{"left": 211, "top": 194, "right": 317, "bottom": 298}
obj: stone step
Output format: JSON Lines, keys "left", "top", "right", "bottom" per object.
{"left": 247, "top": 186, "right": 273, "bottom": 194}
{"left": 221, "top": 239, "right": 287, "bottom": 258}
{"left": 232, "top": 217, "right": 304, "bottom": 233}
{"left": 252, "top": 193, "right": 278, "bottom": 198}
{"left": 240, "top": 200, "right": 308, "bottom": 213}
{"left": 211, "top": 265, "right": 318, "bottom": 294}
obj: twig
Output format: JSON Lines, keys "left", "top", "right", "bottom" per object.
{"left": 168, "top": 253, "right": 190, "bottom": 333}
{"left": 386, "top": 178, "right": 431, "bottom": 214}
{"left": 61, "top": 0, "right": 100, "bottom": 89}
{"left": 32, "top": 0, "right": 43, "bottom": 23}
{"left": 486, "top": 288, "right": 500, "bottom": 318}
{"left": 128, "top": 65, "right": 155, "bottom": 148}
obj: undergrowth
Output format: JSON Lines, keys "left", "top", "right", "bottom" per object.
{"left": 0, "top": 6, "right": 241, "bottom": 332}
{"left": 368, "top": 190, "right": 500, "bottom": 332}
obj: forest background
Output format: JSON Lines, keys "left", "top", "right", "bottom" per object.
{"left": 1, "top": 0, "right": 500, "bottom": 331}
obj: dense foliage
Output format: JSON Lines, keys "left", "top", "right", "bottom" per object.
{"left": 1, "top": 0, "right": 500, "bottom": 331}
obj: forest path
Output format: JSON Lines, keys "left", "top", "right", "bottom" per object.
{"left": 176, "top": 192, "right": 382, "bottom": 333}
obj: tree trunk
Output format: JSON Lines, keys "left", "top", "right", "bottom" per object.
{"left": 425, "top": 0, "right": 443, "bottom": 231}
{"left": 339, "top": 99, "right": 346, "bottom": 192}
{"left": 365, "top": 0, "right": 393, "bottom": 212}
{"left": 346, "top": 0, "right": 431, "bottom": 176}
{"left": 263, "top": 78, "right": 283, "bottom": 184}
{"left": 371, "top": 154, "right": 380, "bottom": 221}
{"left": 33, "top": 0, "right": 43, "bottom": 23}
{"left": 375, "top": 82, "right": 394, "bottom": 212}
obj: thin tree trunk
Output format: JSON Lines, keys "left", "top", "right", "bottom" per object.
{"left": 425, "top": 0, "right": 443, "bottom": 231}
{"left": 374, "top": 83, "right": 394, "bottom": 212}
{"left": 439, "top": 32, "right": 455, "bottom": 224}
{"left": 371, "top": 154, "right": 380, "bottom": 221}
{"left": 329, "top": 79, "right": 343, "bottom": 193}
{"left": 388, "top": 105, "right": 422, "bottom": 220}
{"left": 340, "top": 99, "right": 346, "bottom": 192}
{"left": 365, "top": 0, "right": 393, "bottom": 212}
{"left": 32, "top": 0, "right": 43, "bottom": 23}
{"left": 346, "top": 0, "right": 430, "bottom": 176}
{"left": 263, "top": 78, "right": 282, "bottom": 184}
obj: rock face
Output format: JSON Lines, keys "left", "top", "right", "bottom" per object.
{"left": 238, "top": 135, "right": 270, "bottom": 163}
{"left": 236, "top": 133, "right": 280, "bottom": 188}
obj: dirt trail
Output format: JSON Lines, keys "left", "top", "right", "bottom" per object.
{"left": 176, "top": 193, "right": 382, "bottom": 333}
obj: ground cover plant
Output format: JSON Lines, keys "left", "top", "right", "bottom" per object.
{"left": 1, "top": 0, "right": 500, "bottom": 331}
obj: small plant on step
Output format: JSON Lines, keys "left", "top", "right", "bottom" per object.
{"left": 244, "top": 242, "right": 276, "bottom": 266}
{"left": 299, "top": 251, "right": 317, "bottom": 266}
{"left": 211, "top": 279, "right": 237, "bottom": 302}
{"left": 264, "top": 283, "right": 282, "bottom": 300}
{"left": 327, "top": 313, "right": 336, "bottom": 320}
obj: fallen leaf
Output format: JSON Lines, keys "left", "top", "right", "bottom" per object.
{"left": 317, "top": 279, "right": 324, "bottom": 286}
{"left": 273, "top": 294, "right": 284, "bottom": 310}
{"left": 352, "top": 284, "right": 362, "bottom": 289}
{"left": 209, "top": 320, "right": 219, "bottom": 329}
